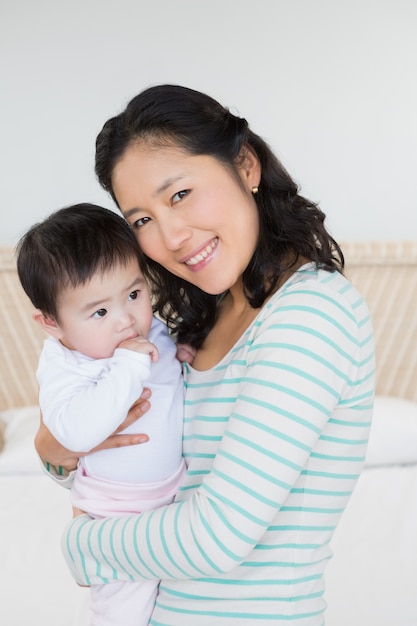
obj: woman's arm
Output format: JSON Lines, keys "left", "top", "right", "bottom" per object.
{"left": 62, "top": 280, "right": 375, "bottom": 586}
{"left": 36, "top": 389, "right": 152, "bottom": 474}
{"left": 35, "top": 419, "right": 79, "bottom": 473}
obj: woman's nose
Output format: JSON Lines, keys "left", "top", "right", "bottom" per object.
{"left": 159, "top": 217, "right": 192, "bottom": 251}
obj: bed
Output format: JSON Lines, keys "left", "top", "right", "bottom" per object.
{"left": 1, "top": 242, "right": 416, "bottom": 626}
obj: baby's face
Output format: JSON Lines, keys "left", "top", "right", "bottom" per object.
{"left": 54, "top": 258, "right": 153, "bottom": 359}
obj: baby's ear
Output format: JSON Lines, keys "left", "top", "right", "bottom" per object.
{"left": 32, "top": 309, "right": 64, "bottom": 339}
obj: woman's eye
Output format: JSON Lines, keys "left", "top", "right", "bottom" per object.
{"left": 132, "top": 217, "right": 151, "bottom": 229}
{"left": 92, "top": 308, "right": 107, "bottom": 319}
{"left": 128, "top": 290, "right": 139, "bottom": 301}
{"left": 172, "top": 189, "right": 189, "bottom": 204}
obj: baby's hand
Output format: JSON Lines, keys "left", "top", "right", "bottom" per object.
{"left": 118, "top": 336, "right": 159, "bottom": 362}
{"left": 176, "top": 342, "right": 197, "bottom": 364}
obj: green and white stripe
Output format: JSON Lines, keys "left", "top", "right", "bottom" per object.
{"left": 64, "top": 265, "right": 374, "bottom": 625}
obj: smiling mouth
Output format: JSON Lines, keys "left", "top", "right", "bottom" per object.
{"left": 184, "top": 238, "right": 218, "bottom": 266}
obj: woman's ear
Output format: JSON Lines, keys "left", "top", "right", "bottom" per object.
{"left": 237, "top": 144, "right": 261, "bottom": 192}
{"left": 32, "top": 309, "right": 64, "bottom": 339}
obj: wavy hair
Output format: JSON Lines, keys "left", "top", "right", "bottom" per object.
{"left": 95, "top": 85, "right": 343, "bottom": 347}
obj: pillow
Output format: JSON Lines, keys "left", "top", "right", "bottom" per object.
{"left": 365, "top": 395, "right": 417, "bottom": 467}
{"left": 0, "top": 405, "right": 43, "bottom": 475}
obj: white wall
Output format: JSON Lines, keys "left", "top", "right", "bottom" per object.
{"left": 1, "top": 0, "right": 416, "bottom": 246}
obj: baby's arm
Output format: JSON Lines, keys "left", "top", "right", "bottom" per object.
{"left": 35, "top": 390, "right": 152, "bottom": 474}
{"left": 39, "top": 342, "right": 158, "bottom": 452}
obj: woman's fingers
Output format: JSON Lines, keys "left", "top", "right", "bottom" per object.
{"left": 113, "top": 388, "right": 152, "bottom": 434}
{"left": 176, "top": 343, "right": 197, "bottom": 364}
{"left": 90, "top": 432, "right": 149, "bottom": 452}
{"left": 89, "top": 389, "right": 152, "bottom": 451}
{"left": 35, "top": 388, "right": 153, "bottom": 468}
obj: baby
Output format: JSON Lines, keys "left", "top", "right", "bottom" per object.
{"left": 17, "top": 203, "right": 185, "bottom": 626}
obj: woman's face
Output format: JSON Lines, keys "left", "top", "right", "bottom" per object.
{"left": 112, "top": 143, "right": 261, "bottom": 296}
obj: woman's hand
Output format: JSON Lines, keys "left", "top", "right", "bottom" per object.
{"left": 35, "top": 418, "right": 79, "bottom": 471}
{"left": 35, "top": 388, "right": 152, "bottom": 471}
{"left": 176, "top": 342, "right": 197, "bottom": 365}
{"left": 72, "top": 506, "right": 87, "bottom": 518}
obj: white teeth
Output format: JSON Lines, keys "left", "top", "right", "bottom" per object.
{"left": 185, "top": 239, "right": 217, "bottom": 266}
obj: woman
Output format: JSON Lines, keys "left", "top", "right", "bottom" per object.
{"left": 36, "top": 85, "right": 375, "bottom": 625}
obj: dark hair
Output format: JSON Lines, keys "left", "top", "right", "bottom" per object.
{"left": 95, "top": 84, "right": 344, "bottom": 347}
{"left": 16, "top": 203, "right": 144, "bottom": 321}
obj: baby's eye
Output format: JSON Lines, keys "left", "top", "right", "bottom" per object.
{"left": 92, "top": 308, "right": 107, "bottom": 318}
{"left": 128, "top": 290, "right": 139, "bottom": 301}
{"left": 172, "top": 189, "right": 189, "bottom": 204}
{"left": 132, "top": 217, "right": 151, "bottom": 229}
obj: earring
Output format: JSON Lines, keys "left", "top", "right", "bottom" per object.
{"left": 252, "top": 186, "right": 259, "bottom": 194}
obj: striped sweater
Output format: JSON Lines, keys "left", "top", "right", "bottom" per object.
{"left": 64, "top": 264, "right": 375, "bottom": 625}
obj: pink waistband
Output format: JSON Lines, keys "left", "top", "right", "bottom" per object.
{"left": 71, "top": 458, "right": 186, "bottom": 518}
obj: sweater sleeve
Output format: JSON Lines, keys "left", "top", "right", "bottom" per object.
{"left": 39, "top": 345, "right": 151, "bottom": 451}
{"left": 63, "top": 280, "right": 374, "bottom": 585}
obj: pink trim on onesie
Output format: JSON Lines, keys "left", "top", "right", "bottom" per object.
{"left": 71, "top": 458, "right": 186, "bottom": 518}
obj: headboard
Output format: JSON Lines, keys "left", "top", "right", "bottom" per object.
{"left": 0, "top": 247, "right": 46, "bottom": 410}
{"left": 0, "top": 242, "right": 416, "bottom": 411}
{"left": 342, "top": 241, "right": 417, "bottom": 402}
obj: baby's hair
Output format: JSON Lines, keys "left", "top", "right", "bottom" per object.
{"left": 16, "top": 203, "right": 144, "bottom": 321}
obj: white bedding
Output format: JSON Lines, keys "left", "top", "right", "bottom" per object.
{"left": 1, "top": 402, "right": 417, "bottom": 626}
{"left": 326, "top": 465, "right": 417, "bottom": 625}
{"left": 0, "top": 474, "right": 91, "bottom": 626}
{"left": 0, "top": 407, "right": 90, "bottom": 626}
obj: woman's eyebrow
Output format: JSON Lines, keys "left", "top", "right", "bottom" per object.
{"left": 123, "top": 175, "right": 187, "bottom": 219}
{"left": 155, "top": 175, "right": 185, "bottom": 196}
{"left": 124, "top": 207, "right": 140, "bottom": 219}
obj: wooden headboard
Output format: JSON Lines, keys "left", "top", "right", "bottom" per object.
{"left": 342, "top": 241, "right": 417, "bottom": 403}
{"left": 0, "top": 242, "right": 416, "bottom": 411}
{"left": 0, "top": 247, "right": 46, "bottom": 410}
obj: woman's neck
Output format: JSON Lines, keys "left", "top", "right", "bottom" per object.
{"left": 191, "top": 257, "right": 311, "bottom": 371}
{"left": 191, "top": 286, "right": 261, "bottom": 371}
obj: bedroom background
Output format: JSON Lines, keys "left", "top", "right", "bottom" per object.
{"left": 1, "top": 1, "right": 417, "bottom": 626}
